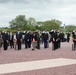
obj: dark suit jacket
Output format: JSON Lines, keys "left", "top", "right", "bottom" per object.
{"left": 16, "top": 32, "right": 22, "bottom": 40}
{"left": 8, "top": 34, "right": 14, "bottom": 41}
{"left": 2, "top": 33, "right": 8, "bottom": 41}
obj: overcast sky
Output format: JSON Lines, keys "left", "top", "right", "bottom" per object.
{"left": 0, "top": 0, "right": 76, "bottom": 27}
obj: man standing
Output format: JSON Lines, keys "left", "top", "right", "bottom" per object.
{"left": 27, "top": 31, "right": 32, "bottom": 48}
{"left": 9, "top": 32, "right": 14, "bottom": 49}
{"left": 0, "top": 32, "right": 2, "bottom": 51}
{"left": 42, "top": 30, "right": 48, "bottom": 49}
{"left": 57, "top": 31, "right": 61, "bottom": 49}
{"left": 2, "top": 31, "right": 9, "bottom": 50}
{"left": 24, "top": 31, "right": 28, "bottom": 49}
{"left": 36, "top": 30, "right": 40, "bottom": 49}
{"left": 66, "top": 32, "right": 70, "bottom": 42}
{"left": 16, "top": 29, "right": 22, "bottom": 50}
{"left": 52, "top": 30, "right": 58, "bottom": 50}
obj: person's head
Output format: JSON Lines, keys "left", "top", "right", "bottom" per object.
{"left": 5, "top": 31, "right": 7, "bottom": 34}
{"left": 23, "top": 31, "right": 26, "bottom": 33}
{"left": 51, "top": 30, "right": 54, "bottom": 32}
{"left": 18, "top": 28, "right": 20, "bottom": 31}
{"left": 18, "top": 28, "right": 20, "bottom": 32}
{"left": 2, "top": 30, "right": 5, "bottom": 33}
{"left": 73, "top": 30, "right": 76, "bottom": 32}
{"left": 36, "top": 30, "right": 38, "bottom": 32}
{"left": 42, "top": 31, "right": 45, "bottom": 33}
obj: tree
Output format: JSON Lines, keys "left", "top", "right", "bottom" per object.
{"left": 26, "top": 17, "right": 37, "bottom": 31}
{"left": 36, "top": 21, "right": 43, "bottom": 30}
{"left": 9, "top": 15, "right": 27, "bottom": 30}
{"left": 27, "top": 17, "right": 36, "bottom": 26}
{"left": 65, "top": 25, "right": 76, "bottom": 32}
{"left": 40, "top": 19, "right": 62, "bottom": 31}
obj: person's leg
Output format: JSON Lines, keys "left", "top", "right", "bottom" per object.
{"left": 17, "top": 40, "right": 19, "bottom": 50}
{"left": 74, "top": 42, "right": 75, "bottom": 50}
{"left": 32, "top": 42, "right": 35, "bottom": 50}
{"left": 10, "top": 40, "right": 12, "bottom": 48}
{"left": 37, "top": 41, "right": 40, "bottom": 49}
{"left": 19, "top": 40, "right": 21, "bottom": 50}
{"left": 44, "top": 41, "right": 46, "bottom": 48}
{"left": 25, "top": 40, "right": 28, "bottom": 49}
{"left": 75, "top": 42, "right": 76, "bottom": 50}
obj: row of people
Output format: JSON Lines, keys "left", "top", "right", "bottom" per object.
{"left": 0, "top": 29, "right": 71, "bottom": 51}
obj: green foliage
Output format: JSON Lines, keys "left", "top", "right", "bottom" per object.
{"left": 65, "top": 25, "right": 76, "bottom": 32}
{"left": 26, "top": 25, "right": 36, "bottom": 31}
{"left": 9, "top": 15, "right": 62, "bottom": 31}
{"left": 27, "top": 17, "right": 36, "bottom": 26}
{"left": 26, "top": 17, "right": 37, "bottom": 31}
{"left": 9, "top": 15, "right": 27, "bottom": 30}
{"left": 59, "top": 27, "right": 64, "bottom": 32}
{"left": 37, "top": 19, "right": 62, "bottom": 31}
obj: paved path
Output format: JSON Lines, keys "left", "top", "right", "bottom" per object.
{"left": 0, "top": 58, "right": 76, "bottom": 74}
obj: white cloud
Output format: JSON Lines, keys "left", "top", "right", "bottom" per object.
{"left": 0, "top": 0, "right": 76, "bottom": 27}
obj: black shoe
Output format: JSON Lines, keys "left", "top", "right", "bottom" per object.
{"left": 32, "top": 49, "right": 34, "bottom": 51}
{"left": 25, "top": 47, "right": 27, "bottom": 49}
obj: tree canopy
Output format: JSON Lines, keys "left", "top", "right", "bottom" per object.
{"left": 9, "top": 15, "right": 27, "bottom": 30}
{"left": 9, "top": 15, "right": 63, "bottom": 31}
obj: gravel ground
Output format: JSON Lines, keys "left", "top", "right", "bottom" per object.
{"left": 0, "top": 42, "right": 76, "bottom": 75}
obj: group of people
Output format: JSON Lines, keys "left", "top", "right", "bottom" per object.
{"left": 0, "top": 29, "right": 72, "bottom": 51}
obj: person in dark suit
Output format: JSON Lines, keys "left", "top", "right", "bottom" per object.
{"left": 61, "top": 32, "right": 65, "bottom": 42}
{"left": 36, "top": 30, "right": 40, "bottom": 49}
{"left": 24, "top": 31, "right": 28, "bottom": 49}
{"left": 52, "top": 30, "right": 58, "bottom": 50}
{"left": 57, "top": 31, "right": 61, "bottom": 48}
{"left": 42, "top": 30, "right": 48, "bottom": 48}
{"left": 0, "top": 32, "right": 2, "bottom": 51}
{"left": 66, "top": 32, "right": 70, "bottom": 42}
{"left": 27, "top": 31, "right": 32, "bottom": 48}
{"left": 16, "top": 29, "right": 22, "bottom": 50}
{"left": 8, "top": 32, "right": 14, "bottom": 49}
{"left": 2, "top": 31, "right": 9, "bottom": 50}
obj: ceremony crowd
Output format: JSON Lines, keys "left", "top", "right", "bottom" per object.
{"left": 0, "top": 29, "right": 75, "bottom": 51}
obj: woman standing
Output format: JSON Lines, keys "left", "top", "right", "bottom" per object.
{"left": 31, "top": 32, "right": 37, "bottom": 51}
